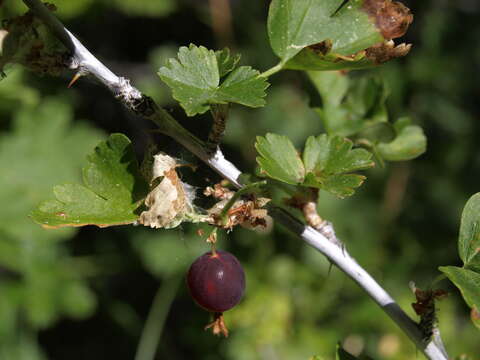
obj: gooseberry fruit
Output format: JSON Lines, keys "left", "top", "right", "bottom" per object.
{"left": 187, "top": 250, "right": 245, "bottom": 336}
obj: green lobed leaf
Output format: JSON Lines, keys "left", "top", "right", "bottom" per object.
{"left": 215, "top": 66, "right": 269, "bottom": 108}
{"left": 377, "top": 117, "right": 427, "bottom": 161}
{"left": 303, "top": 135, "right": 374, "bottom": 173}
{"left": 458, "top": 193, "right": 480, "bottom": 272}
{"left": 267, "top": 0, "right": 383, "bottom": 65}
{"left": 439, "top": 266, "right": 480, "bottom": 329}
{"left": 158, "top": 44, "right": 218, "bottom": 116}
{"left": 304, "top": 173, "right": 365, "bottom": 198}
{"left": 302, "top": 135, "right": 374, "bottom": 197}
{"left": 255, "top": 133, "right": 305, "bottom": 185}
{"left": 31, "top": 134, "right": 149, "bottom": 228}
{"left": 158, "top": 44, "right": 268, "bottom": 116}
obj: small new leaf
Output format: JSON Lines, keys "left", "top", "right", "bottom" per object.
{"left": 255, "top": 133, "right": 305, "bottom": 185}
{"left": 458, "top": 193, "right": 480, "bottom": 272}
{"left": 31, "top": 134, "right": 149, "bottom": 228}
{"left": 377, "top": 118, "right": 427, "bottom": 161}
{"left": 158, "top": 44, "right": 268, "bottom": 116}
{"left": 303, "top": 135, "right": 374, "bottom": 197}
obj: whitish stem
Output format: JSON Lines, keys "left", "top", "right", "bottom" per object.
{"left": 301, "top": 201, "right": 342, "bottom": 248}
{"left": 20, "top": 1, "right": 448, "bottom": 359}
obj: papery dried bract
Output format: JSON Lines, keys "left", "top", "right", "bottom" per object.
{"left": 139, "top": 153, "right": 196, "bottom": 229}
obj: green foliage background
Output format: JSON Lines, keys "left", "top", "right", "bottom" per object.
{"left": 0, "top": 0, "right": 479, "bottom": 359}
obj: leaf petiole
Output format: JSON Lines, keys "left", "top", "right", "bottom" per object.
{"left": 259, "top": 62, "right": 283, "bottom": 78}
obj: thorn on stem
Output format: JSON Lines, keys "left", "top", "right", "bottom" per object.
{"left": 68, "top": 72, "right": 82, "bottom": 88}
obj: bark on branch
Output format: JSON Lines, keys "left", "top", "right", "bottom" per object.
{"left": 19, "top": 1, "right": 448, "bottom": 359}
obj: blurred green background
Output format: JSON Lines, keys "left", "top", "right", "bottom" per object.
{"left": 0, "top": 0, "right": 479, "bottom": 359}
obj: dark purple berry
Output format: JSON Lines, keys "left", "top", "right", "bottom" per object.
{"left": 187, "top": 250, "right": 245, "bottom": 313}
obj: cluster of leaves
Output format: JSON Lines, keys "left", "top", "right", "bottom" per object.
{"left": 440, "top": 194, "right": 480, "bottom": 329}
{"left": 6, "top": 0, "right": 479, "bottom": 357}
{"left": 256, "top": 134, "right": 374, "bottom": 198}
{"left": 151, "top": 0, "right": 423, "bottom": 201}
{"left": 310, "top": 71, "right": 426, "bottom": 163}
{"left": 18, "top": 0, "right": 423, "bottom": 227}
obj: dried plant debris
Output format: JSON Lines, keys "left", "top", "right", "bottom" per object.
{"left": 204, "top": 183, "right": 272, "bottom": 232}
{"left": 308, "top": 40, "right": 333, "bottom": 57}
{"left": 361, "top": 0, "right": 414, "bottom": 65}
{"left": 363, "top": 0, "right": 413, "bottom": 40}
{"left": 360, "top": 0, "right": 414, "bottom": 64}
{"left": 410, "top": 282, "right": 448, "bottom": 343}
{"left": 139, "top": 153, "right": 201, "bottom": 229}
{"left": 365, "top": 40, "right": 411, "bottom": 64}
{"left": 0, "top": 3, "right": 69, "bottom": 76}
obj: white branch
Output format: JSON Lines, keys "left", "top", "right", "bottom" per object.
{"left": 20, "top": 1, "right": 448, "bottom": 359}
